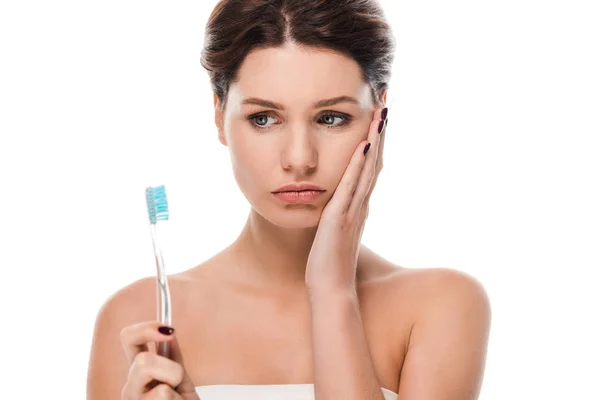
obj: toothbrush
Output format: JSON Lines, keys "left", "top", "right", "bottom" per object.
{"left": 145, "top": 184, "right": 172, "bottom": 359}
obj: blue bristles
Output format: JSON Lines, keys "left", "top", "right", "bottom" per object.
{"left": 145, "top": 185, "right": 169, "bottom": 224}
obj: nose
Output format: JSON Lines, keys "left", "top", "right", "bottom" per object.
{"left": 280, "top": 128, "right": 318, "bottom": 173}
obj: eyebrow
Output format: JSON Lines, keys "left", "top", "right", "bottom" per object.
{"left": 241, "top": 95, "right": 360, "bottom": 110}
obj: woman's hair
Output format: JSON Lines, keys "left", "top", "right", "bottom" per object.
{"left": 200, "top": 0, "right": 396, "bottom": 112}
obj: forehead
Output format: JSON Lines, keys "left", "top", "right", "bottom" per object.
{"left": 229, "top": 43, "right": 372, "bottom": 110}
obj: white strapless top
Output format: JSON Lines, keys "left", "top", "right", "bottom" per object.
{"left": 195, "top": 384, "right": 398, "bottom": 399}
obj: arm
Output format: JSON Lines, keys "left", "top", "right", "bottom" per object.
{"left": 86, "top": 277, "right": 156, "bottom": 399}
{"left": 309, "top": 287, "right": 386, "bottom": 400}
{"left": 397, "top": 269, "right": 492, "bottom": 400}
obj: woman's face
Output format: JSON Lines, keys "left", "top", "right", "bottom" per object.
{"left": 214, "top": 42, "right": 384, "bottom": 228}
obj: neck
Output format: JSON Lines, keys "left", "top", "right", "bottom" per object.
{"left": 228, "top": 208, "right": 317, "bottom": 291}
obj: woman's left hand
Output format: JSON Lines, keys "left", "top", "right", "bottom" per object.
{"left": 305, "top": 106, "right": 388, "bottom": 294}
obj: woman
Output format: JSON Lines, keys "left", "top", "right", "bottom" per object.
{"left": 87, "top": 0, "right": 491, "bottom": 399}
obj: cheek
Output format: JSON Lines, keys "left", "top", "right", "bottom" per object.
{"left": 227, "top": 124, "right": 263, "bottom": 170}
{"left": 228, "top": 137, "right": 273, "bottom": 194}
{"left": 229, "top": 159, "right": 265, "bottom": 211}
{"left": 323, "top": 141, "right": 359, "bottom": 178}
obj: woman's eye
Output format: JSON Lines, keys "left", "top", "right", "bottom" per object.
{"left": 248, "top": 112, "right": 350, "bottom": 130}
{"left": 320, "top": 114, "right": 347, "bottom": 127}
{"left": 251, "top": 114, "right": 277, "bottom": 129}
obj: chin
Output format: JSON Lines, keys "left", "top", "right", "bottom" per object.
{"left": 275, "top": 218, "right": 320, "bottom": 229}
{"left": 275, "top": 206, "right": 323, "bottom": 228}
{"left": 255, "top": 199, "right": 323, "bottom": 229}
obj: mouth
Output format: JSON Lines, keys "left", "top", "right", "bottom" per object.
{"left": 272, "top": 190, "right": 325, "bottom": 204}
{"left": 272, "top": 189, "right": 325, "bottom": 193}
{"left": 272, "top": 182, "right": 326, "bottom": 193}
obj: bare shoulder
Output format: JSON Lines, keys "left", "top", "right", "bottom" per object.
{"left": 360, "top": 254, "right": 491, "bottom": 395}
{"left": 385, "top": 266, "right": 491, "bottom": 398}
{"left": 383, "top": 264, "right": 491, "bottom": 326}
{"left": 359, "top": 247, "right": 491, "bottom": 326}
{"left": 392, "top": 266, "right": 489, "bottom": 303}
{"left": 86, "top": 276, "right": 157, "bottom": 399}
{"left": 360, "top": 247, "right": 487, "bottom": 297}
{"left": 95, "top": 276, "right": 158, "bottom": 321}
{"left": 403, "top": 266, "right": 492, "bottom": 343}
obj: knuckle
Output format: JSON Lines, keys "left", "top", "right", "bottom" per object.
{"left": 155, "top": 383, "right": 174, "bottom": 398}
{"left": 173, "top": 362, "right": 185, "bottom": 384}
{"left": 119, "top": 326, "right": 129, "bottom": 343}
{"left": 134, "top": 351, "right": 153, "bottom": 369}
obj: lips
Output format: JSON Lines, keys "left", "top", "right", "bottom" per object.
{"left": 272, "top": 182, "right": 325, "bottom": 193}
{"left": 272, "top": 190, "right": 325, "bottom": 204}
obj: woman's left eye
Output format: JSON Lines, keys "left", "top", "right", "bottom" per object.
{"left": 247, "top": 112, "right": 350, "bottom": 130}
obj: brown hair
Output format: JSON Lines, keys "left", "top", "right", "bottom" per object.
{"left": 200, "top": 0, "right": 396, "bottom": 112}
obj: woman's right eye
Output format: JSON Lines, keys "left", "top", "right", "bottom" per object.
{"left": 249, "top": 113, "right": 277, "bottom": 130}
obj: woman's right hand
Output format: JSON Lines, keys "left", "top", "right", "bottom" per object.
{"left": 119, "top": 321, "right": 200, "bottom": 400}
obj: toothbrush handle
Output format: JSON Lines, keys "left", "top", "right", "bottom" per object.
{"left": 156, "top": 274, "right": 172, "bottom": 358}
{"left": 150, "top": 224, "right": 172, "bottom": 359}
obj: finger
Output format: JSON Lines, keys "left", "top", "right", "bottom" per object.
{"left": 348, "top": 106, "right": 385, "bottom": 217}
{"left": 324, "top": 138, "right": 371, "bottom": 216}
{"left": 366, "top": 100, "right": 394, "bottom": 203}
{"left": 127, "top": 351, "right": 185, "bottom": 395}
{"left": 165, "top": 333, "right": 197, "bottom": 394}
{"left": 141, "top": 382, "right": 182, "bottom": 399}
{"left": 363, "top": 109, "right": 388, "bottom": 206}
{"left": 120, "top": 321, "right": 175, "bottom": 364}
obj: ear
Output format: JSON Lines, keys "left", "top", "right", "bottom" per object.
{"left": 213, "top": 93, "right": 228, "bottom": 146}
{"left": 380, "top": 88, "right": 388, "bottom": 106}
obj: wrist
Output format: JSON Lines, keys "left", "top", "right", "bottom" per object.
{"left": 307, "top": 283, "right": 358, "bottom": 305}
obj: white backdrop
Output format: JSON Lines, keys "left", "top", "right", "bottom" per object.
{"left": 1, "top": 0, "right": 598, "bottom": 398}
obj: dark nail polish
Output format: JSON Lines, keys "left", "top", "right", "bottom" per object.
{"left": 378, "top": 119, "right": 385, "bottom": 134}
{"left": 363, "top": 142, "right": 371, "bottom": 156}
{"left": 381, "top": 107, "right": 388, "bottom": 120}
{"left": 158, "top": 326, "right": 174, "bottom": 335}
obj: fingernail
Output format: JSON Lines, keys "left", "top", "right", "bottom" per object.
{"left": 381, "top": 107, "right": 388, "bottom": 120}
{"left": 363, "top": 142, "right": 371, "bottom": 156}
{"left": 158, "top": 326, "right": 174, "bottom": 335}
{"left": 378, "top": 119, "right": 385, "bottom": 134}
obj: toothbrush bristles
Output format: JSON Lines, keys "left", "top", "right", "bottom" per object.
{"left": 145, "top": 185, "right": 169, "bottom": 224}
